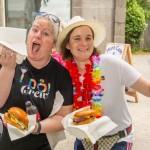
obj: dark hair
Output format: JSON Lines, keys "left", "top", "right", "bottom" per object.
{"left": 60, "top": 26, "right": 100, "bottom": 61}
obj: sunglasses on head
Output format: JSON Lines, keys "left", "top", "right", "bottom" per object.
{"left": 34, "top": 12, "right": 60, "bottom": 30}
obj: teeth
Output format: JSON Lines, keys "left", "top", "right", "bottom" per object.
{"left": 77, "top": 48, "right": 88, "bottom": 51}
{"left": 33, "top": 40, "right": 40, "bottom": 44}
{"left": 33, "top": 42, "right": 39, "bottom": 44}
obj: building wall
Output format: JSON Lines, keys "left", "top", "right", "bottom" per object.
{"left": 5, "top": 0, "right": 39, "bottom": 29}
{"left": 114, "top": 0, "right": 126, "bottom": 43}
{"left": 72, "top": 0, "right": 126, "bottom": 51}
{"left": 144, "top": 1, "right": 150, "bottom": 48}
{"left": 0, "top": 0, "right": 5, "bottom": 26}
{"left": 0, "top": 0, "right": 127, "bottom": 51}
{"left": 144, "top": 21, "right": 150, "bottom": 48}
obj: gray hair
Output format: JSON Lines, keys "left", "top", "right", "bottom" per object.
{"left": 34, "top": 15, "right": 58, "bottom": 42}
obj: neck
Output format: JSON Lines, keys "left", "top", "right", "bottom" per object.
{"left": 27, "top": 57, "right": 51, "bottom": 69}
{"left": 75, "top": 59, "right": 91, "bottom": 75}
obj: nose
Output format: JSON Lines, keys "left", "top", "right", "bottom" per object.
{"left": 80, "top": 38, "right": 87, "bottom": 46}
{"left": 35, "top": 31, "right": 42, "bottom": 39}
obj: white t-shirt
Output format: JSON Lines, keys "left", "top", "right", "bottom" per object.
{"left": 99, "top": 54, "right": 141, "bottom": 142}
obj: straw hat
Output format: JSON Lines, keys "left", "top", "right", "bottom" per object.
{"left": 56, "top": 16, "right": 106, "bottom": 51}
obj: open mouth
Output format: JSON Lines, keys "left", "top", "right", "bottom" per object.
{"left": 32, "top": 42, "right": 40, "bottom": 53}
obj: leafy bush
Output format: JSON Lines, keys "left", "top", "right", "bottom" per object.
{"left": 125, "top": 0, "right": 147, "bottom": 44}
{"left": 132, "top": 47, "right": 141, "bottom": 53}
{"left": 136, "top": 0, "right": 150, "bottom": 21}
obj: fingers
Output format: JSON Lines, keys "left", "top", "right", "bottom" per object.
{"left": 0, "top": 46, "right": 16, "bottom": 58}
{"left": 0, "top": 46, "right": 7, "bottom": 59}
{"left": 0, "top": 46, "right": 16, "bottom": 69}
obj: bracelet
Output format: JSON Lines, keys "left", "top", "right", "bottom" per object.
{"left": 33, "top": 122, "right": 41, "bottom": 135}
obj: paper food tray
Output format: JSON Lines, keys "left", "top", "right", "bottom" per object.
{"left": 62, "top": 106, "right": 117, "bottom": 144}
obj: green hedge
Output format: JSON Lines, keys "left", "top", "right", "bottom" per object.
{"left": 125, "top": 0, "right": 147, "bottom": 44}
{"left": 136, "top": 0, "right": 150, "bottom": 21}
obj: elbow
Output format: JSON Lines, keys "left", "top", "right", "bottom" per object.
{"left": 144, "top": 87, "right": 150, "bottom": 97}
{"left": 146, "top": 85, "right": 150, "bottom": 97}
{"left": 148, "top": 87, "right": 150, "bottom": 97}
{"left": 0, "top": 104, "right": 4, "bottom": 109}
{"left": 0, "top": 99, "right": 6, "bottom": 109}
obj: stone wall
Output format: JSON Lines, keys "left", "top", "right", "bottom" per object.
{"left": 144, "top": 21, "right": 150, "bottom": 49}
{"left": 72, "top": 0, "right": 126, "bottom": 52}
{"left": 114, "top": 0, "right": 126, "bottom": 43}
{"left": 144, "top": 0, "right": 150, "bottom": 48}
{"left": 0, "top": 0, "right": 127, "bottom": 51}
{"left": 0, "top": 0, "right": 5, "bottom": 26}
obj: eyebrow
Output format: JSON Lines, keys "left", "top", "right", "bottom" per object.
{"left": 73, "top": 34, "right": 93, "bottom": 38}
{"left": 32, "top": 25, "right": 52, "bottom": 33}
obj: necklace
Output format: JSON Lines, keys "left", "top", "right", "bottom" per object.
{"left": 65, "top": 55, "right": 104, "bottom": 118}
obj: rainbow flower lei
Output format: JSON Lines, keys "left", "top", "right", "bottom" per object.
{"left": 65, "top": 55, "right": 104, "bottom": 118}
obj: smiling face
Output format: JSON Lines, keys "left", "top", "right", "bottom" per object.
{"left": 66, "top": 26, "right": 94, "bottom": 63}
{"left": 26, "top": 18, "right": 55, "bottom": 66}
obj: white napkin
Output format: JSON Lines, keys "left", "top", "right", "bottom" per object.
{"left": 0, "top": 113, "right": 36, "bottom": 141}
{"left": 46, "top": 91, "right": 66, "bottom": 150}
{"left": 61, "top": 106, "right": 117, "bottom": 144}
{"left": 0, "top": 27, "right": 27, "bottom": 64}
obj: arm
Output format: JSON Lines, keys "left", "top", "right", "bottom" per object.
{"left": 0, "top": 47, "right": 16, "bottom": 108}
{"left": 130, "top": 76, "right": 150, "bottom": 97}
{"left": 113, "top": 55, "right": 150, "bottom": 97}
{"left": 33, "top": 105, "right": 73, "bottom": 133}
{"left": 32, "top": 61, "right": 73, "bottom": 134}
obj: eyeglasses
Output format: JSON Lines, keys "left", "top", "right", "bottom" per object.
{"left": 34, "top": 12, "right": 60, "bottom": 31}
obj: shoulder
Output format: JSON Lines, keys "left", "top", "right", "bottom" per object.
{"left": 51, "top": 52, "right": 65, "bottom": 67}
{"left": 99, "top": 54, "right": 132, "bottom": 73}
{"left": 100, "top": 54, "right": 121, "bottom": 61}
{"left": 50, "top": 57, "right": 69, "bottom": 73}
{"left": 100, "top": 54, "right": 123, "bottom": 65}
{"left": 51, "top": 57, "right": 64, "bottom": 67}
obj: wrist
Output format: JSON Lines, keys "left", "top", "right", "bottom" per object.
{"left": 33, "top": 122, "right": 41, "bottom": 135}
{"left": 1, "top": 67, "right": 15, "bottom": 74}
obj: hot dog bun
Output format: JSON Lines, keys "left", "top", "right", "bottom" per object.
{"left": 4, "top": 107, "right": 28, "bottom": 131}
{"left": 73, "top": 109, "right": 97, "bottom": 125}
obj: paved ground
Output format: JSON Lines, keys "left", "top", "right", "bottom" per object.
{"left": 128, "top": 54, "right": 150, "bottom": 150}
{"left": 55, "top": 54, "right": 150, "bottom": 150}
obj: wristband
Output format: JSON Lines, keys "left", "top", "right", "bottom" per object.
{"left": 33, "top": 122, "right": 41, "bottom": 135}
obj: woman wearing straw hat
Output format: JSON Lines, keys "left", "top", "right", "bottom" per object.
{"left": 55, "top": 16, "right": 150, "bottom": 150}
{"left": 0, "top": 12, "right": 73, "bottom": 150}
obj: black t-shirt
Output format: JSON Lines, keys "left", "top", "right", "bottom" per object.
{"left": 0, "top": 58, "right": 73, "bottom": 150}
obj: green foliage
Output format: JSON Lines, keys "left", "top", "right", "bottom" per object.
{"left": 125, "top": 0, "right": 147, "bottom": 44}
{"left": 136, "top": 0, "right": 150, "bottom": 21}
{"left": 132, "top": 47, "right": 140, "bottom": 53}
{"left": 141, "top": 46, "right": 150, "bottom": 52}
{"left": 132, "top": 46, "right": 150, "bottom": 53}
